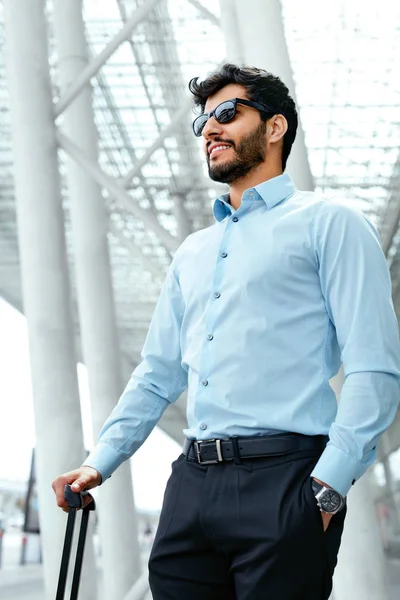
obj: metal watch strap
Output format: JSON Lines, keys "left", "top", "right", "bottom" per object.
{"left": 311, "top": 479, "right": 345, "bottom": 513}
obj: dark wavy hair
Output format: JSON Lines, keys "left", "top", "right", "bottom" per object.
{"left": 188, "top": 63, "right": 298, "bottom": 171}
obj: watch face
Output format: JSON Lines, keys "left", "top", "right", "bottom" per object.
{"left": 320, "top": 489, "right": 341, "bottom": 512}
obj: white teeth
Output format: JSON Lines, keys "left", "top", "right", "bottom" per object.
{"left": 210, "top": 145, "right": 230, "bottom": 156}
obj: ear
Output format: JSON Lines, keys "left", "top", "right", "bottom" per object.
{"left": 268, "top": 114, "right": 288, "bottom": 145}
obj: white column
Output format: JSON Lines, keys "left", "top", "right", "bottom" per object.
{"left": 174, "top": 193, "right": 192, "bottom": 240}
{"left": 52, "top": 2, "right": 140, "bottom": 598}
{"left": 381, "top": 436, "right": 400, "bottom": 534}
{"left": 219, "top": 0, "right": 245, "bottom": 64}
{"left": 219, "top": 0, "right": 314, "bottom": 191}
{"left": 329, "top": 369, "right": 388, "bottom": 599}
{"left": 2, "top": 1, "right": 96, "bottom": 598}
{"left": 333, "top": 475, "right": 389, "bottom": 599}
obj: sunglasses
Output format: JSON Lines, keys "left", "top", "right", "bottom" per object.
{"left": 192, "top": 97, "right": 276, "bottom": 137}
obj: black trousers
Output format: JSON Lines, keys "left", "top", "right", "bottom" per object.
{"left": 149, "top": 444, "right": 347, "bottom": 600}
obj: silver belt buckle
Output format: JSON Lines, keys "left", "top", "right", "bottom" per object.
{"left": 196, "top": 439, "right": 223, "bottom": 464}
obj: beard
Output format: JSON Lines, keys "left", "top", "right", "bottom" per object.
{"left": 207, "top": 121, "right": 267, "bottom": 184}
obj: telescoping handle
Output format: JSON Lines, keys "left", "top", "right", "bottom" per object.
{"left": 55, "top": 485, "right": 96, "bottom": 600}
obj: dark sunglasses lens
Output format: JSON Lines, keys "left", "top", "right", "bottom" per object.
{"left": 193, "top": 101, "right": 236, "bottom": 136}
{"left": 193, "top": 115, "right": 208, "bottom": 137}
{"left": 215, "top": 101, "right": 236, "bottom": 123}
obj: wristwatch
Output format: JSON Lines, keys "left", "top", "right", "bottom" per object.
{"left": 311, "top": 480, "right": 345, "bottom": 514}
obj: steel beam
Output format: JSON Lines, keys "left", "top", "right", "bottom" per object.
{"left": 54, "top": 0, "right": 162, "bottom": 117}
{"left": 219, "top": 0, "right": 314, "bottom": 191}
{"left": 121, "top": 101, "right": 193, "bottom": 188}
{"left": 382, "top": 200, "right": 400, "bottom": 257}
{"left": 116, "top": 0, "right": 184, "bottom": 205}
{"left": 143, "top": 0, "right": 201, "bottom": 237}
{"left": 109, "top": 221, "right": 164, "bottom": 281}
{"left": 187, "top": 0, "right": 220, "bottom": 27}
{"left": 379, "top": 160, "right": 400, "bottom": 256}
{"left": 92, "top": 50, "right": 160, "bottom": 215}
{"left": 57, "top": 131, "right": 180, "bottom": 252}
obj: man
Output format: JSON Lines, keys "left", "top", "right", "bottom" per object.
{"left": 53, "top": 64, "right": 400, "bottom": 599}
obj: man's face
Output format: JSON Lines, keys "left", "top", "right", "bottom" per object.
{"left": 202, "top": 84, "right": 268, "bottom": 184}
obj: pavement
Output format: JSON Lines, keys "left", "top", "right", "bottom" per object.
{"left": 0, "top": 531, "right": 152, "bottom": 600}
{"left": 1, "top": 532, "right": 399, "bottom": 599}
{"left": 0, "top": 565, "right": 44, "bottom": 600}
{"left": 387, "top": 559, "right": 400, "bottom": 600}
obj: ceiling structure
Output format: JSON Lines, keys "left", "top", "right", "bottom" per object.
{"left": 0, "top": 0, "right": 399, "bottom": 443}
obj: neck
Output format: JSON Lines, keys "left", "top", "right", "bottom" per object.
{"left": 229, "top": 163, "right": 283, "bottom": 210}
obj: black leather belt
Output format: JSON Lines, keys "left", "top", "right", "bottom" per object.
{"left": 183, "top": 433, "right": 328, "bottom": 465}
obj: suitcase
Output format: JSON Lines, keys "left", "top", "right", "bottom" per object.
{"left": 55, "top": 484, "right": 96, "bottom": 600}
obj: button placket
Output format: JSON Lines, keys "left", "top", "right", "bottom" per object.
{"left": 196, "top": 223, "right": 232, "bottom": 407}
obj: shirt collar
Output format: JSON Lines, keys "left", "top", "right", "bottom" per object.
{"left": 213, "top": 173, "right": 296, "bottom": 222}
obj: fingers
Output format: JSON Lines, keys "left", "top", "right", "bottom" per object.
{"left": 52, "top": 466, "right": 101, "bottom": 511}
{"left": 70, "top": 476, "right": 89, "bottom": 493}
{"left": 72, "top": 466, "right": 102, "bottom": 492}
{"left": 52, "top": 470, "right": 81, "bottom": 511}
{"left": 321, "top": 511, "right": 333, "bottom": 532}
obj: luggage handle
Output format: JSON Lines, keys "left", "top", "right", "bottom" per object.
{"left": 64, "top": 484, "right": 96, "bottom": 510}
{"left": 55, "top": 485, "right": 96, "bottom": 600}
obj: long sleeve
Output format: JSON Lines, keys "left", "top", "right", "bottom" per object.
{"left": 310, "top": 200, "right": 400, "bottom": 496}
{"left": 84, "top": 258, "right": 188, "bottom": 482}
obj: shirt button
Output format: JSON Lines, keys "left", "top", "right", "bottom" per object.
{"left": 232, "top": 216, "right": 239, "bottom": 222}
{"left": 207, "top": 334, "right": 214, "bottom": 340}
{"left": 221, "top": 252, "right": 228, "bottom": 258}
{"left": 202, "top": 379, "right": 209, "bottom": 386}
{"left": 214, "top": 292, "right": 221, "bottom": 298}
{"left": 249, "top": 191, "right": 253, "bottom": 196}
{"left": 200, "top": 423, "right": 207, "bottom": 430}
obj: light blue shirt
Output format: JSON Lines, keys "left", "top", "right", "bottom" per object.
{"left": 85, "top": 173, "right": 400, "bottom": 496}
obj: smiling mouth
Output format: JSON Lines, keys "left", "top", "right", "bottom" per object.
{"left": 209, "top": 145, "right": 232, "bottom": 158}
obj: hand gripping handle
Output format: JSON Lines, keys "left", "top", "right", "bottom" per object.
{"left": 64, "top": 484, "right": 96, "bottom": 510}
{"left": 55, "top": 486, "right": 96, "bottom": 599}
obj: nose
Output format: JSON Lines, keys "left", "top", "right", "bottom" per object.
{"left": 202, "top": 114, "right": 224, "bottom": 141}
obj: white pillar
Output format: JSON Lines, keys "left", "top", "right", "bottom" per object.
{"left": 174, "top": 193, "right": 192, "bottom": 240}
{"left": 219, "top": 0, "right": 245, "bottom": 65}
{"left": 329, "top": 369, "right": 388, "bottom": 599}
{"left": 52, "top": 2, "right": 140, "bottom": 598}
{"left": 333, "top": 475, "right": 389, "bottom": 600}
{"left": 3, "top": 1, "right": 96, "bottom": 598}
{"left": 380, "top": 435, "right": 400, "bottom": 534}
{"left": 219, "top": 0, "right": 314, "bottom": 191}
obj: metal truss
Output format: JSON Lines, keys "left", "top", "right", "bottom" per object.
{"left": 1, "top": 0, "right": 400, "bottom": 448}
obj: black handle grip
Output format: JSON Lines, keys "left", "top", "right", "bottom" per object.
{"left": 64, "top": 484, "right": 95, "bottom": 510}
{"left": 56, "top": 485, "right": 95, "bottom": 599}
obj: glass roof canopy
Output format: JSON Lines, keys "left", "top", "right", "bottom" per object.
{"left": 284, "top": 0, "right": 400, "bottom": 210}
{"left": 0, "top": 0, "right": 400, "bottom": 372}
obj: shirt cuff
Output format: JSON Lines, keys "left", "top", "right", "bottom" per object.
{"left": 82, "top": 442, "right": 126, "bottom": 484}
{"left": 310, "top": 442, "right": 367, "bottom": 496}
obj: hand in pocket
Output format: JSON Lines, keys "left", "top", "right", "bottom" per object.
{"left": 321, "top": 511, "right": 333, "bottom": 532}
